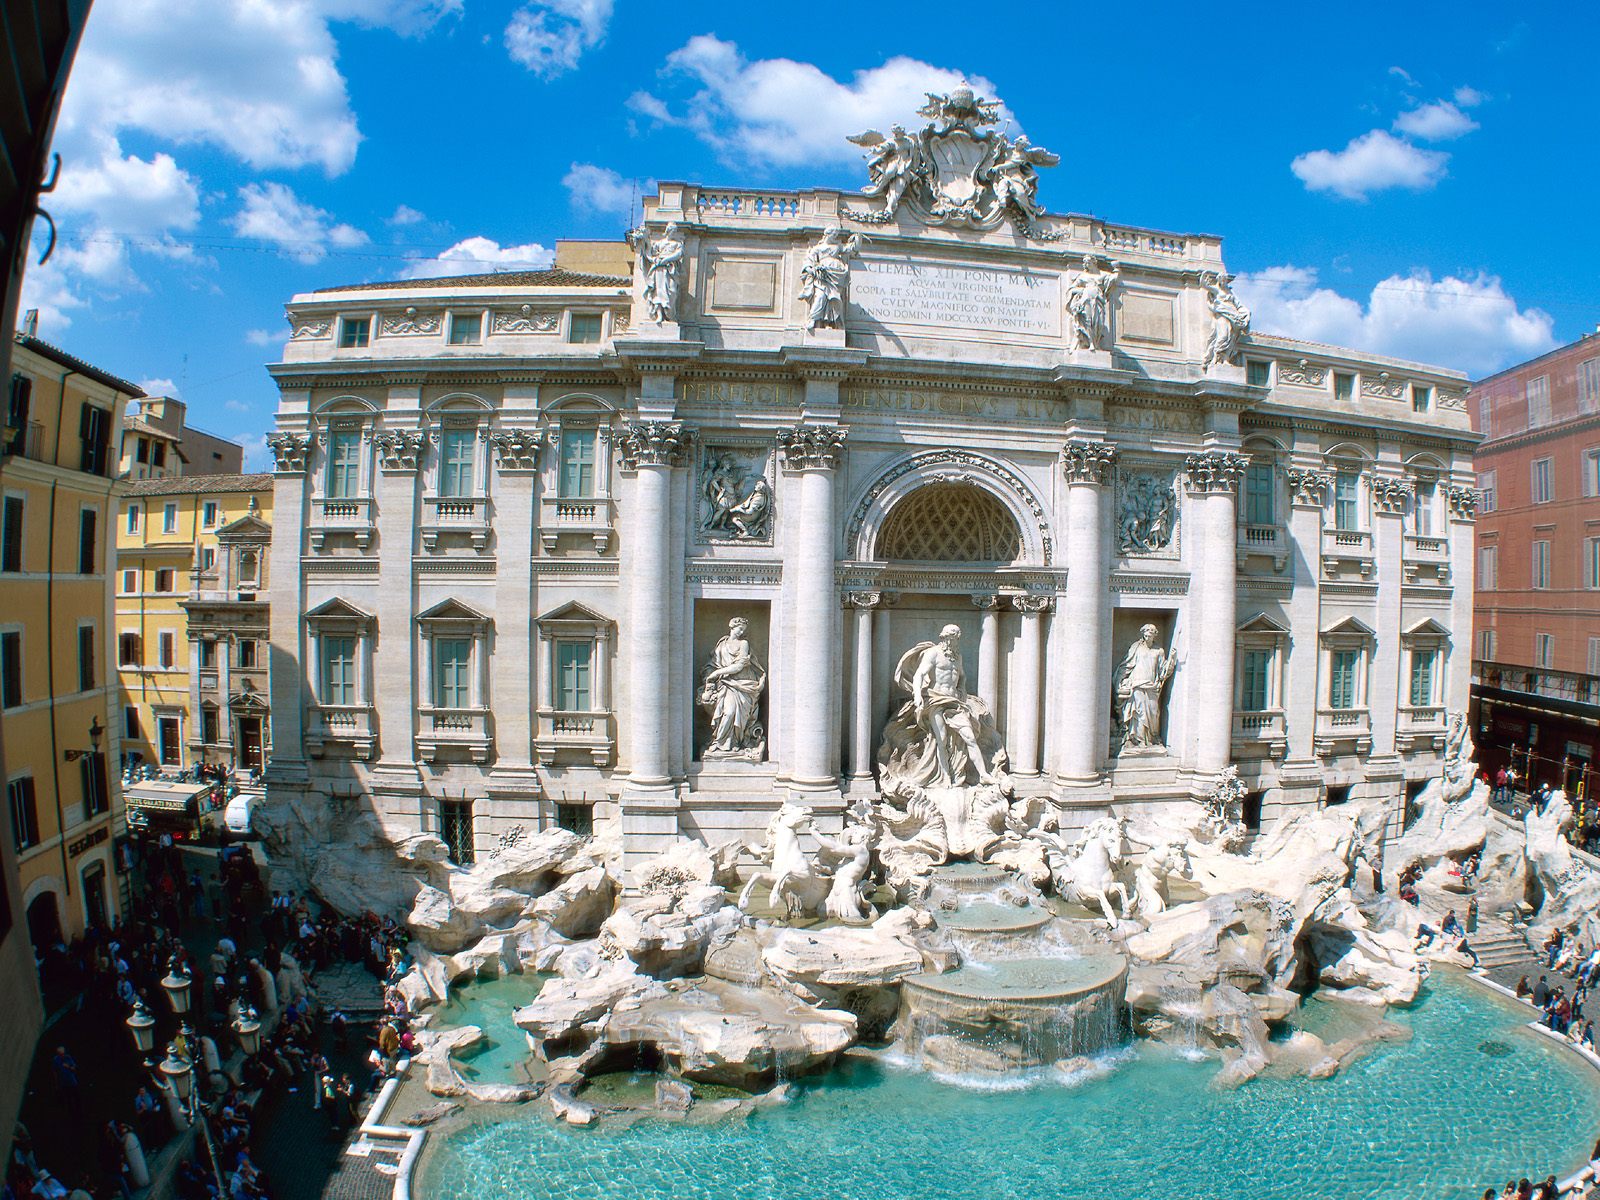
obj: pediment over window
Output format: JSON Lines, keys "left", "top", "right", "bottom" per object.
{"left": 1321, "top": 615, "right": 1375, "bottom": 640}
{"left": 537, "top": 600, "right": 612, "bottom": 628}
{"left": 1402, "top": 617, "right": 1451, "bottom": 640}
{"left": 1238, "top": 612, "right": 1289, "bottom": 635}
{"left": 307, "top": 597, "right": 374, "bottom": 623}
{"left": 216, "top": 514, "right": 272, "bottom": 542}
{"left": 418, "top": 598, "right": 491, "bottom": 623}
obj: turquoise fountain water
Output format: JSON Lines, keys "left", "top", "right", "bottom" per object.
{"left": 419, "top": 973, "right": 1600, "bottom": 1200}
{"left": 430, "top": 973, "right": 549, "bottom": 1084}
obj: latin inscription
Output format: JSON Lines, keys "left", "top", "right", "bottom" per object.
{"left": 849, "top": 259, "right": 1061, "bottom": 337}
{"left": 709, "top": 258, "right": 779, "bottom": 311}
{"left": 1117, "top": 291, "right": 1176, "bottom": 345}
{"left": 680, "top": 380, "right": 800, "bottom": 409}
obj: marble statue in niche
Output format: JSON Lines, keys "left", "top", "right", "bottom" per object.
{"left": 1201, "top": 271, "right": 1251, "bottom": 370}
{"left": 878, "top": 625, "right": 1006, "bottom": 789}
{"left": 700, "top": 449, "right": 772, "bottom": 541}
{"left": 630, "top": 222, "right": 684, "bottom": 324}
{"left": 1065, "top": 255, "right": 1119, "bottom": 350}
{"left": 698, "top": 617, "right": 767, "bottom": 760}
{"left": 1117, "top": 471, "right": 1178, "bottom": 555}
{"left": 1115, "top": 623, "right": 1176, "bottom": 753}
{"left": 800, "top": 226, "right": 863, "bottom": 329}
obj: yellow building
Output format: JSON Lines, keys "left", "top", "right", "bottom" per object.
{"left": 2, "top": 334, "right": 141, "bottom": 948}
{"left": 117, "top": 473, "right": 273, "bottom": 773}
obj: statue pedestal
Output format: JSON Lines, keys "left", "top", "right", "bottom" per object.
{"left": 624, "top": 319, "right": 683, "bottom": 342}
{"left": 802, "top": 326, "right": 848, "bottom": 348}
{"left": 1069, "top": 347, "right": 1115, "bottom": 370}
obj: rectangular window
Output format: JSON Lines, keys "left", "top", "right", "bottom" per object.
{"left": 1409, "top": 649, "right": 1436, "bottom": 707}
{"left": 126, "top": 504, "right": 141, "bottom": 535}
{"left": 123, "top": 706, "right": 140, "bottom": 740}
{"left": 1533, "top": 540, "right": 1551, "bottom": 589}
{"left": 1330, "top": 649, "right": 1360, "bottom": 709}
{"left": 321, "top": 636, "right": 357, "bottom": 705}
{"left": 326, "top": 429, "right": 362, "bottom": 498}
{"left": 1479, "top": 630, "right": 1497, "bottom": 661}
{"left": 1584, "top": 449, "right": 1600, "bottom": 498}
{"left": 1334, "top": 373, "right": 1354, "bottom": 402}
{"left": 556, "top": 640, "right": 593, "bottom": 711}
{"left": 79, "top": 404, "right": 111, "bottom": 476}
{"left": 440, "top": 798, "right": 475, "bottom": 866}
{"left": 118, "top": 632, "right": 141, "bottom": 667}
{"left": 77, "top": 508, "right": 96, "bottom": 574}
{"left": 1478, "top": 545, "right": 1498, "bottom": 590}
{"left": 1, "top": 631, "right": 20, "bottom": 708}
{"left": 135, "top": 437, "right": 148, "bottom": 464}
{"left": 438, "top": 428, "right": 475, "bottom": 498}
{"left": 338, "top": 316, "right": 370, "bottom": 348}
{"left": 1587, "top": 538, "right": 1600, "bottom": 590}
{"left": 435, "top": 637, "right": 473, "bottom": 709}
{"left": 198, "top": 640, "right": 216, "bottom": 669}
{"left": 559, "top": 429, "right": 597, "bottom": 498}
{"left": 237, "top": 639, "right": 257, "bottom": 668}
{"left": 1412, "top": 385, "right": 1431, "bottom": 413}
{"left": 1478, "top": 469, "right": 1496, "bottom": 513}
{"left": 1532, "top": 457, "right": 1553, "bottom": 504}
{"left": 152, "top": 442, "right": 166, "bottom": 469}
{"left": 202, "top": 707, "right": 219, "bottom": 745}
{"left": 1239, "top": 648, "right": 1271, "bottom": 712}
{"left": 1246, "top": 360, "right": 1271, "bottom": 387}
{"left": 556, "top": 803, "right": 593, "bottom": 837}
{"left": 120, "top": 569, "right": 137, "bottom": 594}
{"left": 1527, "top": 375, "right": 1552, "bottom": 427}
{"left": 448, "top": 313, "right": 482, "bottom": 345}
{"left": 568, "top": 313, "right": 603, "bottom": 344}
{"left": 1536, "top": 633, "right": 1555, "bottom": 668}
{"left": 1, "top": 496, "right": 22, "bottom": 573}
{"left": 78, "top": 624, "right": 95, "bottom": 691}
{"left": 1413, "top": 481, "right": 1435, "bottom": 536}
{"left": 200, "top": 546, "right": 215, "bottom": 571}
{"left": 80, "top": 753, "right": 108, "bottom": 818}
{"left": 1478, "top": 393, "right": 1493, "bottom": 437}
{"left": 1333, "top": 472, "right": 1360, "bottom": 531}
{"left": 1581, "top": 359, "right": 1600, "bottom": 414}
{"left": 161, "top": 502, "right": 177, "bottom": 534}
{"left": 1244, "top": 463, "right": 1274, "bottom": 526}
{"left": 155, "top": 568, "right": 175, "bottom": 592}
{"left": 157, "top": 631, "right": 175, "bottom": 669}
{"left": 8, "top": 777, "right": 38, "bottom": 851}
{"left": 202, "top": 501, "right": 219, "bottom": 527}
{"left": 1590, "top": 636, "right": 1600, "bottom": 676}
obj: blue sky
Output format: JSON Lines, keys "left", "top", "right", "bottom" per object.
{"left": 22, "top": 0, "right": 1597, "bottom": 467}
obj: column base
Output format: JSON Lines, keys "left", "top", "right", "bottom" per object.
{"left": 620, "top": 779, "right": 682, "bottom": 876}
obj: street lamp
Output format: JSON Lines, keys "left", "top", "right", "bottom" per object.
{"left": 62, "top": 716, "right": 105, "bottom": 763}
{"left": 160, "top": 961, "right": 193, "bottom": 1016}
{"left": 159, "top": 1040, "right": 193, "bottom": 1104}
{"left": 125, "top": 999, "right": 156, "bottom": 1056}
{"left": 232, "top": 1005, "right": 261, "bottom": 1057}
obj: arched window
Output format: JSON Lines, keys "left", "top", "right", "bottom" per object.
{"left": 876, "top": 484, "right": 1021, "bottom": 563}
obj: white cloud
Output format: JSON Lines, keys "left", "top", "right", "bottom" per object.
{"left": 505, "top": 0, "right": 612, "bottom": 77}
{"left": 562, "top": 163, "right": 650, "bottom": 218}
{"left": 231, "top": 182, "right": 369, "bottom": 265}
{"left": 1290, "top": 130, "right": 1449, "bottom": 200}
{"left": 138, "top": 377, "right": 179, "bottom": 397}
{"left": 316, "top": 0, "right": 462, "bottom": 36}
{"left": 400, "top": 237, "right": 554, "bottom": 279}
{"left": 1393, "top": 100, "right": 1478, "bottom": 141}
{"left": 1453, "top": 85, "right": 1488, "bottom": 108}
{"left": 238, "top": 433, "right": 272, "bottom": 473}
{"left": 630, "top": 38, "right": 1004, "bottom": 168}
{"left": 387, "top": 204, "right": 427, "bottom": 227}
{"left": 1234, "top": 265, "right": 1556, "bottom": 377}
{"left": 245, "top": 329, "right": 278, "bottom": 346}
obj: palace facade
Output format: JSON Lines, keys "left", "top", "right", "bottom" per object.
{"left": 263, "top": 95, "right": 1478, "bottom": 869}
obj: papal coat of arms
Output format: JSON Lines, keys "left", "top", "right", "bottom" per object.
{"left": 846, "top": 85, "right": 1060, "bottom": 236}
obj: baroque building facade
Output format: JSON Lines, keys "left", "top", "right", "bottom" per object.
{"left": 264, "top": 93, "right": 1477, "bottom": 869}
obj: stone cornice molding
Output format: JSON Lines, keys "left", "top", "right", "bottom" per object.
{"left": 1060, "top": 437, "right": 1118, "bottom": 485}
{"left": 1286, "top": 467, "right": 1330, "bottom": 508}
{"left": 265, "top": 432, "right": 311, "bottom": 473}
{"left": 778, "top": 345, "right": 869, "bottom": 380}
{"left": 489, "top": 427, "right": 545, "bottom": 472}
{"left": 777, "top": 423, "right": 847, "bottom": 471}
{"left": 617, "top": 421, "right": 692, "bottom": 469}
{"left": 1184, "top": 450, "right": 1248, "bottom": 495}
{"left": 373, "top": 429, "right": 425, "bottom": 472}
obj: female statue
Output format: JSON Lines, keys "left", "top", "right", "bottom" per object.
{"left": 1116, "top": 623, "right": 1175, "bottom": 751}
{"left": 698, "top": 617, "right": 766, "bottom": 759}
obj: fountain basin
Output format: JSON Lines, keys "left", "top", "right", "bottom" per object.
{"left": 898, "top": 952, "right": 1128, "bottom": 1073}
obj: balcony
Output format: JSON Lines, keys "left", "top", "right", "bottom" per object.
{"left": 1402, "top": 534, "right": 1451, "bottom": 584}
{"left": 305, "top": 704, "right": 376, "bottom": 759}
{"left": 539, "top": 495, "right": 615, "bottom": 553}
{"left": 1236, "top": 523, "right": 1288, "bottom": 571}
{"left": 3, "top": 421, "right": 44, "bottom": 461}
{"left": 416, "top": 707, "right": 493, "bottom": 764}
{"left": 535, "top": 707, "right": 614, "bottom": 767}
{"left": 1313, "top": 707, "right": 1372, "bottom": 757}
{"left": 1396, "top": 705, "right": 1447, "bottom": 753}
{"left": 309, "top": 496, "right": 374, "bottom": 551}
{"left": 1320, "top": 527, "right": 1373, "bottom": 579}
{"left": 420, "top": 494, "right": 490, "bottom": 552}
{"left": 1231, "top": 709, "right": 1287, "bottom": 758}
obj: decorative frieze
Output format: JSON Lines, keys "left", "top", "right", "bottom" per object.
{"left": 289, "top": 319, "right": 330, "bottom": 340}
{"left": 1060, "top": 438, "right": 1118, "bottom": 485}
{"left": 266, "top": 432, "right": 311, "bottom": 473}
{"left": 1108, "top": 572, "right": 1189, "bottom": 596}
{"left": 380, "top": 308, "right": 442, "bottom": 336}
{"left": 1437, "top": 390, "right": 1467, "bottom": 412}
{"left": 971, "top": 592, "right": 1000, "bottom": 612}
{"left": 1361, "top": 375, "right": 1406, "bottom": 400}
{"left": 1116, "top": 467, "right": 1179, "bottom": 556}
{"left": 617, "top": 421, "right": 692, "bottom": 469}
{"left": 1011, "top": 593, "right": 1053, "bottom": 614}
{"left": 374, "top": 429, "right": 425, "bottom": 472}
{"left": 1447, "top": 484, "right": 1479, "bottom": 521}
{"left": 688, "top": 562, "right": 784, "bottom": 587}
{"left": 843, "top": 591, "right": 883, "bottom": 610}
{"left": 1286, "top": 468, "right": 1331, "bottom": 508}
{"left": 776, "top": 423, "right": 847, "bottom": 471}
{"left": 699, "top": 446, "right": 774, "bottom": 542}
{"left": 490, "top": 428, "right": 545, "bottom": 472}
{"left": 1275, "top": 362, "right": 1328, "bottom": 387}
{"left": 491, "top": 306, "right": 561, "bottom": 334}
{"left": 1184, "top": 450, "right": 1248, "bottom": 494}
{"left": 1370, "top": 477, "right": 1413, "bottom": 515}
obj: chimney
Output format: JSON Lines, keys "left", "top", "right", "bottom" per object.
{"left": 20, "top": 309, "right": 38, "bottom": 337}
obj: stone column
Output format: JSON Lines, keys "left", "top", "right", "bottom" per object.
{"left": 1009, "top": 595, "right": 1050, "bottom": 778}
{"left": 844, "top": 591, "right": 880, "bottom": 782}
{"left": 618, "top": 421, "right": 691, "bottom": 789}
{"left": 973, "top": 594, "right": 1001, "bottom": 712}
{"left": 1185, "top": 449, "right": 1247, "bottom": 775}
{"left": 216, "top": 634, "right": 233, "bottom": 759}
{"left": 1056, "top": 438, "right": 1117, "bottom": 783}
{"left": 488, "top": 422, "right": 543, "bottom": 784}
{"left": 263, "top": 431, "right": 312, "bottom": 777}
{"left": 780, "top": 422, "right": 847, "bottom": 790}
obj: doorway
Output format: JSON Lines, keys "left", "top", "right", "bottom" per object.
{"left": 158, "top": 715, "right": 181, "bottom": 766}
{"left": 26, "top": 890, "right": 61, "bottom": 954}
{"left": 238, "top": 717, "right": 263, "bottom": 770}
{"left": 82, "top": 863, "right": 108, "bottom": 929}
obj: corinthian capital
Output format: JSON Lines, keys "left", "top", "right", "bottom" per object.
{"left": 618, "top": 421, "right": 691, "bottom": 469}
{"left": 1184, "top": 450, "right": 1248, "bottom": 494}
{"left": 1060, "top": 438, "right": 1117, "bottom": 485}
{"left": 777, "top": 423, "right": 847, "bottom": 471}
{"left": 265, "top": 432, "right": 312, "bottom": 473}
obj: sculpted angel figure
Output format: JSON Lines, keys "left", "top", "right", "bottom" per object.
{"left": 1065, "top": 255, "right": 1120, "bottom": 350}
{"left": 985, "top": 135, "right": 1058, "bottom": 221}
{"left": 1116, "top": 623, "right": 1176, "bottom": 751}
{"left": 1201, "top": 271, "right": 1251, "bottom": 370}
{"left": 847, "top": 124, "right": 921, "bottom": 215}
{"left": 799, "top": 225, "right": 863, "bottom": 329}
{"left": 698, "top": 617, "right": 766, "bottom": 759}
{"left": 631, "top": 222, "right": 684, "bottom": 324}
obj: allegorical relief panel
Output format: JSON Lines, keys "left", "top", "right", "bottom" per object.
{"left": 698, "top": 445, "right": 775, "bottom": 545}
{"left": 1115, "top": 466, "right": 1179, "bottom": 558}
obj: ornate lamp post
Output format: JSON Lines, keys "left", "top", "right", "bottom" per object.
{"left": 125, "top": 999, "right": 157, "bottom": 1058}
{"left": 160, "top": 960, "right": 193, "bottom": 1017}
{"left": 232, "top": 1004, "right": 261, "bottom": 1057}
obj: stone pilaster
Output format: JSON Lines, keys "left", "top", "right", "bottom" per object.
{"left": 1284, "top": 462, "right": 1329, "bottom": 765}
{"left": 844, "top": 591, "right": 881, "bottom": 782}
{"left": 1056, "top": 438, "right": 1116, "bottom": 783}
{"left": 488, "top": 408, "right": 542, "bottom": 786}
{"left": 264, "top": 431, "right": 311, "bottom": 782}
{"left": 1010, "top": 594, "right": 1051, "bottom": 779}
{"left": 1370, "top": 469, "right": 1412, "bottom": 759}
{"left": 1184, "top": 449, "right": 1246, "bottom": 775}
{"left": 373, "top": 394, "right": 422, "bottom": 774}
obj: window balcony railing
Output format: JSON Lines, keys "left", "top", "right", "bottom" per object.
{"left": 1402, "top": 534, "right": 1451, "bottom": 584}
{"left": 416, "top": 706, "right": 492, "bottom": 764}
{"left": 538, "top": 495, "right": 615, "bottom": 553}
{"left": 306, "top": 703, "right": 376, "bottom": 759}
{"left": 1236, "top": 523, "right": 1288, "bottom": 571}
{"left": 309, "top": 496, "right": 375, "bottom": 551}
{"left": 1313, "top": 707, "right": 1372, "bottom": 757}
{"left": 535, "top": 707, "right": 614, "bottom": 767}
{"left": 3, "top": 421, "right": 45, "bottom": 462}
{"left": 1320, "top": 527, "right": 1373, "bottom": 578}
{"left": 1231, "top": 709, "right": 1287, "bottom": 757}
{"left": 1396, "top": 705, "right": 1448, "bottom": 753}
{"left": 420, "top": 494, "right": 490, "bottom": 552}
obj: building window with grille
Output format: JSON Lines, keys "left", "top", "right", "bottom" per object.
{"left": 326, "top": 429, "right": 363, "bottom": 499}
{"left": 1536, "top": 634, "right": 1555, "bottom": 669}
{"left": 440, "top": 799, "right": 475, "bottom": 865}
{"left": 1333, "top": 471, "right": 1360, "bottom": 532}
{"left": 559, "top": 428, "right": 597, "bottom": 498}
{"left": 202, "top": 705, "right": 219, "bottom": 745}
{"left": 1532, "top": 457, "right": 1553, "bottom": 504}
{"left": 1533, "top": 540, "right": 1551, "bottom": 589}
{"left": 8, "top": 777, "right": 38, "bottom": 851}
{"left": 0, "top": 631, "right": 20, "bottom": 708}
{"left": 1, "top": 496, "right": 22, "bottom": 573}
{"left": 1243, "top": 462, "right": 1274, "bottom": 526}
{"left": 438, "top": 428, "right": 476, "bottom": 498}
{"left": 556, "top": 803, "right": 593, "bottom": 837}
{"left": 321, "top": 636, "right": 358, "bottom": 705}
